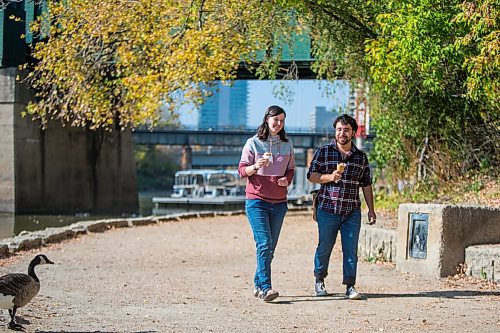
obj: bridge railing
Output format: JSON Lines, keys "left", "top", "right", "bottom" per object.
{"left": 132, "top": 125, "right": 339, "bottom": 149}
{"left": 133, "top": 125, "right": 332, "bottom": 135}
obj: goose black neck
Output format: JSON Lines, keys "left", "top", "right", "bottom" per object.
{"left": 28, "top": 261, "right": 40, "bottom": 282}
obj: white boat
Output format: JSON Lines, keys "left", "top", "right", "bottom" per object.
{"left": 171, "top": 169, "right": 245, "bottom": 198}
{"left": 153, "top": 168, "right": 312, "bottom": 215}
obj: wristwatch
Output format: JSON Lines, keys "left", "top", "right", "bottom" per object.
{"left": 253, "top": 164, "right": 259, "bottom": 171}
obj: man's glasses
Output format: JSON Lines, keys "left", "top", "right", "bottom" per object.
{"left": 336, "top": 128, "right": 352, "bottom": 134}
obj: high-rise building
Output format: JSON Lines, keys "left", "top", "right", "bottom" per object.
{"left": 198, "top": 81, "right": 248, "bottom": 129}
{"left": 309, "top": 106, "right": 337, "bottom": 131}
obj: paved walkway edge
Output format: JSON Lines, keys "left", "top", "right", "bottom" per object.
{"left": 0, "top": 210, "right": 247, "bottom": 256}
{"left": 1, "top": 207, "right": 399, "bottom": 265}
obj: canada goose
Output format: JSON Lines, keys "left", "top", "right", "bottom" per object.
{"left": 0, "top": 254, "right": 54, "bottom": 330}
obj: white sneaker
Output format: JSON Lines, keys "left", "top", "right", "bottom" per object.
{"left": 260, "top": 289, "right": 279, "bottom": 302}
{"left": 314, "top": 280, "right": 328, "bottom": 296}
{"left": 345, "top": 285, "right": 361, "bottom": 300}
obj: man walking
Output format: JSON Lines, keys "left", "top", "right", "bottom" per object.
{"left": 307, "top": 114, "right": 376, "bottom": 300}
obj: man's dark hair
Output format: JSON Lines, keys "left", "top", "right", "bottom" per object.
{"left": 333, "top": 114, "right": 358, "bottom": 134}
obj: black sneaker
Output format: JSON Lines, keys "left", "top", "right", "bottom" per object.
{"left": 345, "top": 285, "right": 361, "bottom": 300}
{"left": 253, "top": 287, "right": 261, "bottom": 298}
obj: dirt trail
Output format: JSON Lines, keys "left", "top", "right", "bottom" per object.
{"left": 0, "top": 212, "right": 498, "bottom": 332}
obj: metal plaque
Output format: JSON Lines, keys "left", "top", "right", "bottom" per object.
{"left": 408, "top": 213, "right": 429, "bottom": 259}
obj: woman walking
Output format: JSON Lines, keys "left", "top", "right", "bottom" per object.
{"left": 238, "top": 105, "right": 295, "bottom": 302}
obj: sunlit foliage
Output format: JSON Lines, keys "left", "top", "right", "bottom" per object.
{"left": 26, "top": 0, "right": 299, "bottom": 129}
{"left": 455, "top": 0, "right": 499, "bottom": 109}
{"left": 24, "top": 0, "right": 498, "bottom": 185}
{"left": 289, "top": 0, "right": 498, "bottom": 183}
{"left": 363, "top": 0, "right": 498, "bottom": 181}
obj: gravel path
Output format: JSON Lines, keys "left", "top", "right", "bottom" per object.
{"left": 0, "top": 212, "right": 498, "bottom": 332}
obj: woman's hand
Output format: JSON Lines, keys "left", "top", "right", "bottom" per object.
{"left": 255, "top": 157, "right": 269, "bottom": 169}
{"left": 247, "top": 157, "right": 269, "bottom": 175}
{"left": 277, "top": 177, "right": 289, "bottom": 187}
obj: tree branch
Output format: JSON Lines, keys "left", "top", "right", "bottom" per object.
{"left": 303, "top": 0, "right": 377, "bottom": 39}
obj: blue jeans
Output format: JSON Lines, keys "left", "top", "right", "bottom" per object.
{"left": 245, "top": 199, "right": 288, "bottom": 292}
{"left": 314, "top": 207, "right": 361, "bottom": 286}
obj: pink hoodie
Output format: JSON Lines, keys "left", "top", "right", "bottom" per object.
{"left": 238, "top": 135, "right": 295, "bottom": 203}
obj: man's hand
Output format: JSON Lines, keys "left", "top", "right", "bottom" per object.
{"left": 367, "top": 211, "right": 377, "bottom": 225}
{"left": 309, "top": 170, "right": 343, "bottom": 184}
{"left": 331, "top": 170, "right": 343, "bottom": 183}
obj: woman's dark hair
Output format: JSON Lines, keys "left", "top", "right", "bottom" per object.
{"left": 256, "top": 105, "right": 288, "bottom": 142}
{"left": 333, "top": 114, "right": 358, "bottom": 134}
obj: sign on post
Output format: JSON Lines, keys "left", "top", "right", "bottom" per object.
{"left": 408, "top": 213, "right": 429, "bottom": 259}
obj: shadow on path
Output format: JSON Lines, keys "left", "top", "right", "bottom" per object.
{"left": 273, "top": 290, "right": 500, "bottom": 304}
{"left": 36, "top": 331, "right": 156, "bottom": 333}
{"left": 362, "top": 290, "right": 500, "bottom": 299}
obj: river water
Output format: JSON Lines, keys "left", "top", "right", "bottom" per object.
{"left": 0, "top": 213, "right": 117, "bottom": 240}
{"left": 0, "top": 191, "right": 171, "bottom": 240}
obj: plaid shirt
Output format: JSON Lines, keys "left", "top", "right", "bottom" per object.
{"left": 307, "top": 140, "right": 372, "bottom": 216}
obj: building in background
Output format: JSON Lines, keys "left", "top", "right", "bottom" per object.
{"left": 348, "top": 87, "right": 357, "bottom": 117}
{"left": 198, "top": 81, "right": 248, "bottom": 129}
{"left": 309, "top": 106, "right": 337, "bottom": 131}
{"left": 348, "top": 84, "right": 370, "bottom": 138}
{"left": 347, "top": 83, "right": 371, "bottom": 150}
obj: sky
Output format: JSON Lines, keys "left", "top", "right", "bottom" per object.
{"left": 179, "top": 80, "right": 350, "bottom": 129}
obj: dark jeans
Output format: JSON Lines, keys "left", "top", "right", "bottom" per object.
{"left": 314, "top": 207, "right": 361, "bottom": 286}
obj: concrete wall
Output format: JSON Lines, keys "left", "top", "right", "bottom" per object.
{"left": 397, "top": 204, "right": 500, "bottom": 279}
{"left": 0, "top": 114, "right": 14, "bottom": 212}
{"left": 0, "top": 68, "right": 18, "bottom": 212}
{"left": 440, "top": 206, "right": 500, "bottom": 275}
{"left": 0, "top": 67, "right": 138, "bottom": 215}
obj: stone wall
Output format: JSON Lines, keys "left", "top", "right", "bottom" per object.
{"left": 358, "top": 225, "right": 397, "bottom": 262}
{"left": 0, "top": 67, "right": 138, "bottom": 215}
{"left": 465, "top": 244, "right": 500, "bottom": 283}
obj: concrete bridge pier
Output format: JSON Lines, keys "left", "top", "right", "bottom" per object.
{"left": 180, "top": 145, "right": 192, "bottom": 170}
{"left": 0, "top": 68, "right": 138, "bottom": 215}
